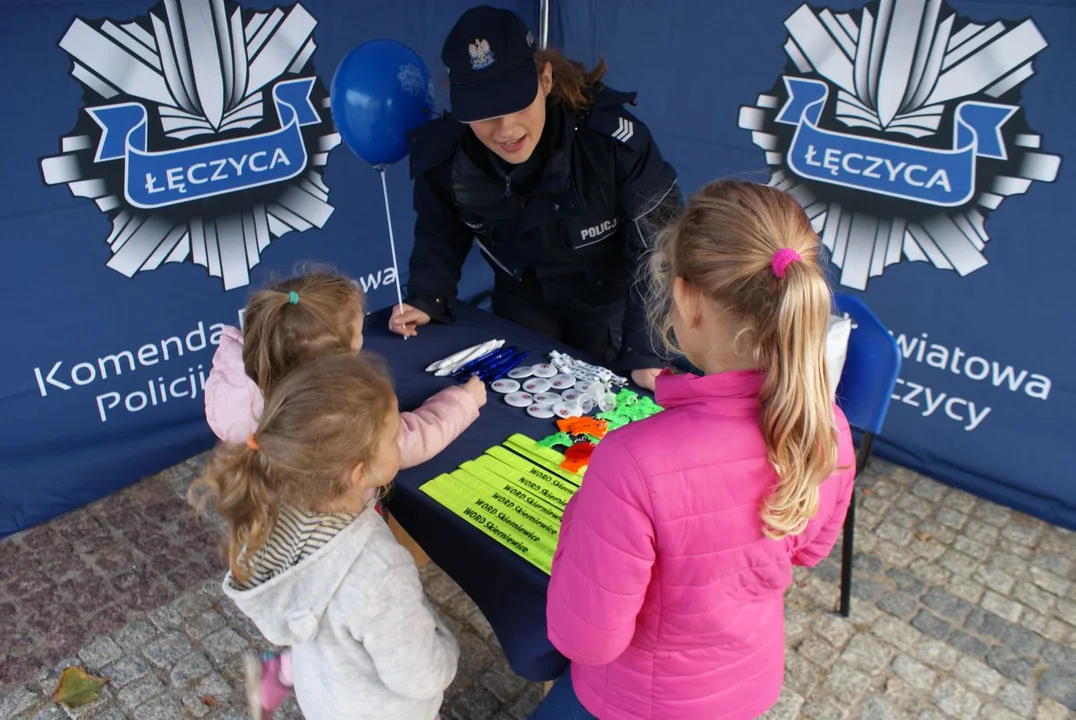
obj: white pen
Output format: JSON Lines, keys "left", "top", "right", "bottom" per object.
{"left": 425, "top": 342, "right": 487, "bottom": 373}
{"left": 434, "top": 339, "right": 504, "bottom": 377}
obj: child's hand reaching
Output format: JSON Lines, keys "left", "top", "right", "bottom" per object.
{"left": 463, "top": 376, "right": 487, "bottom": 409}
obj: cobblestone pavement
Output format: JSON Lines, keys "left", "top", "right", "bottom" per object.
{"left": 2, "top": 456, "right": 1074, "bottom": 719}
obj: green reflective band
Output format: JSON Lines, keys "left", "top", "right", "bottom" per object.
{"left": 421, "top": 472, "right": 555, "bottom": 574}
{"left": 460, "top": 461, "right": 565, "bottom": 524}
{"left": 501, "top": 434, "right": 583, "bottom": 486}
{"left": 448, "top": 468, "right": 561, "bottom": 547}
{"left": 467, "top": 455, "right": 572, "bottom": 511}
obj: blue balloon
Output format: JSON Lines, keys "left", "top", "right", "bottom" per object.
{"left": 330, "top": 40, "right": 434, "bottom": 167}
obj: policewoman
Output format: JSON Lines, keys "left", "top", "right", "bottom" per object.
{"left": 388, "top": 5, "right": 682, "bottom": 388}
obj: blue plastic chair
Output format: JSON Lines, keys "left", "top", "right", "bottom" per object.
{"left": 832, "top": 293, "right": 902, "bottom": 617}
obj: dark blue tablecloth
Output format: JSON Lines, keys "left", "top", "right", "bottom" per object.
{"left": 364, "top": 304, "right": 579, "bottom": 682}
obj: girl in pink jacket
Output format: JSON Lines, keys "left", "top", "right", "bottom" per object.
{"left": 202, "top": 272, "right": 485, "bottom": 720}
{"left": 534, "top": 181, "right": 856, "bottom": 719}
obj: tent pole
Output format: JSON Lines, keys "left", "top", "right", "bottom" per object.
{"left": 539, "top": 0, "right": 549, "bottom": 49}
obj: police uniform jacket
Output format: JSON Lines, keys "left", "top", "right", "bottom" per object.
{"left": 406, "top": 85, "right": 682, "bottom": 371}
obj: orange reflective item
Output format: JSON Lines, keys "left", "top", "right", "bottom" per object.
{"left": 556, "top": 417, "right": 608, "bottom": 439}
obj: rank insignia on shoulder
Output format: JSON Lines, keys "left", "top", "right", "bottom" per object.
{"left": 587, "top": 108, "right": 644, "bottom": 151}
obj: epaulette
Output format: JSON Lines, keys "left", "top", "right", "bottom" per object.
{"left": 583, "top": 86, "right": 645, "bottom": 152}
{"left": 408, "top": 112, "right": 463, "bottom": 178}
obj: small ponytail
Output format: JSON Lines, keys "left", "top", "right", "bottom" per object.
{"left": 188, "top": 442, "right": 279, "bottom": 583}
{"left": 190, "top": 352, "right": 397, "bottom": 581}
{"left": 241, "top": 272, "right": 367, "bottom": 393}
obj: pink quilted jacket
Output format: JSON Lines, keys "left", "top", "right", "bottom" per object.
{"left": 203, "top": 326, "right": 480, "bottom": 468}
{"left": 546, "top": 370, "right": 855, "bottom": 719}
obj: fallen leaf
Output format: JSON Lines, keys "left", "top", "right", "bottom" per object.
{"left": 52, "top": 666, "right": 108, "bottom": 708}
{"left": 1031, "top": 545, "right": 1042, "bottom": 554}
{"left": 862, "top": 488, "right": 874, "bottom": 496}
{"left": 916, "top": 532, "right": 932, "bottom": 542}
{"left": 797, "top": 580, "right": 808, "bottom": 588}
{"left": 201, "top": 696, "right": 219, "bottom": 707}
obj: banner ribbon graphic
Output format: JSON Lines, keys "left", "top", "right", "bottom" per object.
{"left": 775, "top": 76, "right": 1016, "bottom": 207}
{"left": 87, "top": 78, "right": 320, "bottom": 209}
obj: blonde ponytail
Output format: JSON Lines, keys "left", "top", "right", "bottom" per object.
{"left": 646, "top": 179, "right": 839, "bottom": 539}
{"left": 756, "top": 258, "right": 838, "bottom": 539}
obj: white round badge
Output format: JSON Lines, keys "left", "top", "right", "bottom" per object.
{"left": 575, "top": 380, "right": 599, "bottom": 393}
{"left": 553, "top": 401, "right": 583, "bottom": 419}
{"left": 549, "top": 374, "right": 577, "bottom": 390}
{"left": 526, "top": 404, "right": 555, "bottom": 419}
{"left": 490, "top": 379, "right": 520, "bottom": 394}
{"left": 507, "top": 365, "right": 534, "bottom": 380}
{"left": 505, "top": 392, "right": 534, "bottom": 408}
{"left": 533, "top": 392, "right": 561, "bottom": 406}
{"left": 531, "top": 364, "right": 557, "bottom": 378}
{"left": 560, "top": 389, "right": 582, "bottom": 402}
{"left": 522, "top": 377, "right": 551, "bottom": 393}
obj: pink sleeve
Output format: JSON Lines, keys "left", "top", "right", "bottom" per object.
{"left": 546, "top": 434, "right": 655, "bottom": 666}
{"left": 790, "top": 411, "right": 857, "bottom": 567}
{"left": 396, "top": 386, "right": 480, "bottom": 469}
{"left": 203, "top": 326, "right": 263, "bottom": 444}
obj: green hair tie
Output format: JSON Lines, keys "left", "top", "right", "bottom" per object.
{"left": 288, "top": 291, "right": 299, "bottom": 305}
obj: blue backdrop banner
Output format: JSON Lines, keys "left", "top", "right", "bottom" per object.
{"left": 552, "top": 0, "right": 1072, "bottom": 528}
{"left": 2, "top": 0, "right": 1073, "bottom": 535}
{"left": 0, "top": 0, "right": 514, "bottom": 536}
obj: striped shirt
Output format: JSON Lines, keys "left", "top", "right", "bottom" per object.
{"left": 231, "top": 505, "right": 359, "bottom": 591}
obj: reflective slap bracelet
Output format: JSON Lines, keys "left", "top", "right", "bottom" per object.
{"left": 447, "top": 466, "right": 561, "bottom": 551}
{"left": 498, "top": 435, "right": 584, "bottom": 487}
{"left": 466, "top": 454, "right": 573, "bottom": 512}
{"left": 457, "top": 459, "right": 566, "bottom": 521}
{"left": 420, "top": 471, "right": 553, "bottom": 574}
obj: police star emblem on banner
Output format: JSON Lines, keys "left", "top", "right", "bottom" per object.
{"left": 38, "top": 0, "right": 341, "bottom": 290}
{"left": 739, "top": 0, "right": 1062, "bottom": 291}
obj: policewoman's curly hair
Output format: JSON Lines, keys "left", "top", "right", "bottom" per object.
{"left": 646, "top": 180, "right": 839, "bottom": 539}
{"left": 188, "top": 352, "right": 396, "bottom": 583}
{"left": 242, "top": 272, "right": 365, "bottom": 395}
{"left": 535, "top": 48, "right": 607, "bottom": 113}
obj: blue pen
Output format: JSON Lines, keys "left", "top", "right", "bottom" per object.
{"left": 489, "top": 350, "right": 530, "bottom": 382}
{"left": 477, "top": 350, "right": 522, "bottom": 382}
{"left": 450, "top": 347, "right": 506, "bottom": 377}
{"left": 453, "top": 346, "right": 515, "bottom": 378}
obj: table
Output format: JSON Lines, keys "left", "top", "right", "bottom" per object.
{"left": 365, "top": 303, "right": 595, "bottom": 682}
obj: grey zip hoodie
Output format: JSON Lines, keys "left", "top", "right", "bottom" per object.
{"left": 223, "top": 508, "right": 459, "bottom": 719}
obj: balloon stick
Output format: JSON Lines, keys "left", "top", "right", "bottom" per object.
{"left": 376, "top": 164, "right": 407, "bottom": 340}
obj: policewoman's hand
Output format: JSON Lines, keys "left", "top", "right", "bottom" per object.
{"left": 389, "top": 304, "right": 431, "bottom": 338}
{"left": 631, "top": 368, "right": 663, "bottom": 392}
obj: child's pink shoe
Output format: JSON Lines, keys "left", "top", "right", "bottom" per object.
{"left": 243, "top": 651, "right": 293, "bottom": 720}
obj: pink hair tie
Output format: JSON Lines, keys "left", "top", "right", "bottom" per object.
{"left": 771, "top": 248, "right": 802, "bottom": 279}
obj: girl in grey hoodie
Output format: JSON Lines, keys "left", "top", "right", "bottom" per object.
{"left": 190, "top": 352, "right": 459, "bottom": 720}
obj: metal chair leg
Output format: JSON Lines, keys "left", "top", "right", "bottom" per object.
{"left": 839, "top": 433, "right": 875, "bottom": 617}
{"left": 839, "top": 489, "right": 856, "bottom": 617}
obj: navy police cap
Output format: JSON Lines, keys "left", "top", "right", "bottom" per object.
{"left": 441, "top": 6, "right": 538, "bottom": 123}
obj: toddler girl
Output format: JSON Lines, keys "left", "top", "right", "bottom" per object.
{"left": 191, "top": 352, "right": 458, "bottom": 720}
{"left": 203, "top": 272, "right": 484, "bottom": 718}
{"left": 533, "top": 180, "right": 856, "bottom": 719}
